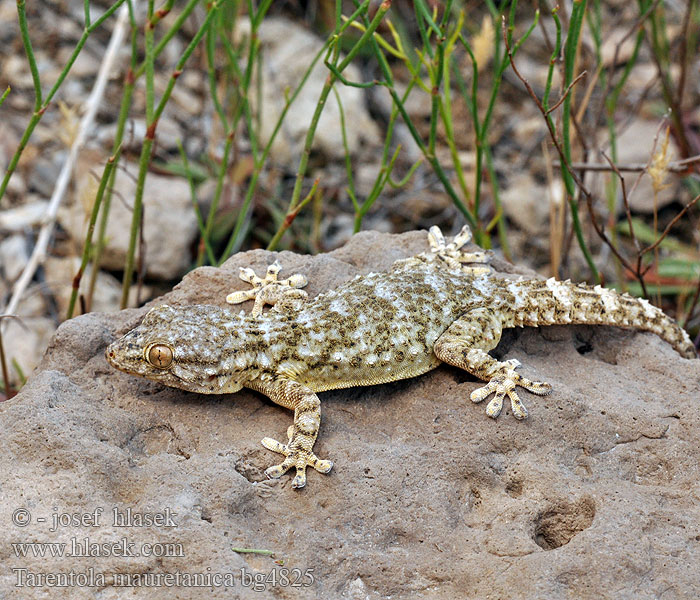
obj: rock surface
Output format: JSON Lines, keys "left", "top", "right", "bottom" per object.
{"left": 2, "top": 230, "right": 700, "bottom": 599}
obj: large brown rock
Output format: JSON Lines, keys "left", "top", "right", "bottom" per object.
{"left": 2, "top": 230, "right": 699, "bottom": 599}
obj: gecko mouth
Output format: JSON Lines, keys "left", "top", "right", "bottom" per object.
{"left": 104, "top": 340, "right": 125, "bottom": 370}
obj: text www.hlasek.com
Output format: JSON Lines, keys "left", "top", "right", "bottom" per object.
{"left": 12, "top": 537, "right": 183, "bottom": 558}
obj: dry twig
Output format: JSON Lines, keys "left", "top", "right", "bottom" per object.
{"left": 2, "top": 2, "right": 131, "bottom": 322}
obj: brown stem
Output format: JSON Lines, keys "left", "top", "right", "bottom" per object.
{"left": 504, "top": 23, "right": 639, "bottom": 285}
{"left": 640, "top": 193, "right": 700, "bottom": 257}
{"left": 561, "top": 154, "right": 700, "bottom": 172}
{"left": 545, "top": 71, "right": 587, "bottom": 115}
{"left": 683, "top": 276, "right": 700, "bottom": 329}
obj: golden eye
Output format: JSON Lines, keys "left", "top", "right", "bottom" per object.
{"left": 146, "top": 343, "right": 174, "bottom": 369}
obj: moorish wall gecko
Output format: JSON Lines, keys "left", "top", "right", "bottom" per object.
{"left": 106, "top": 226, "right": 697, "bottom": 488}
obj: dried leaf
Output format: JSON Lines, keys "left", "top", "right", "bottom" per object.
{"left": 648, "top": 127, "right": 672, "bottom": 194}
{"left": 471, "top": 16, "right": 494, "bottom": 72}
{"left": 58, "top": 101, "right": 80, "bottom": 148}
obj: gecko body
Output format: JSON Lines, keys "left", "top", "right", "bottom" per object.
{"left": 106, "top": 227, "right": 696, "bottom": 488}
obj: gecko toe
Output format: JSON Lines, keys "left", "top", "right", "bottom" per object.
{"left": 310, "top": 457, "right": 333, "bottom": 473}
{"left": 291, "top": 472, "right": 306, "bottom": 488}
{"left": 523, "top": 380, "right": 553, "bottom": 395}
{"left": 514, "top": 373, "right": 553, "bottom": 396}
{"left": 507, "top": 390, "right": 529, "bottom": 419}
{"left": 265, "top": 457, "right": 295, "bottom": 479}
{"left": 470, "top": 380, "right": 497, "bottom": 404}
{"left": 261, "top": 437, "right": 287, "bottom": 454}
{"left": 485, "top": 394, "right": 504, "bottom": 418}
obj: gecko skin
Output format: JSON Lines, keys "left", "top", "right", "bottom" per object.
{"left": 105, "top": 226, "right": 697, "bottom": 488}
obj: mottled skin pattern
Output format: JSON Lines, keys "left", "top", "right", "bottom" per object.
{"left": 106, "top": 227, "right": 697, "bottom": 488}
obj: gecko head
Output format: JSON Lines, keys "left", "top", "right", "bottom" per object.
{"left": 105, "top": 304, "right": 246, "bottom": 394}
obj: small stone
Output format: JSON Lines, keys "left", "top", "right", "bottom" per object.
{"left": 29, "top": 156, "right": 63, "bottom": 197}
{"left": 343, "top": 577, "right": 370, "bottom": 600}
{"left": 0, "top": 201, "right": 48, "bottom": 232}
{"left": 235, "top": 17, "right": 380, "bottom": 169}
{"left": 5, "top": 172, "right": 26, "bottom": 197}
{"left": 0, "top": 234, "right": 29, "bottom": 282}
{"left": 43, "top": 256, "right": 138, "bottom": 316}
{"left": 600, "top": 27, "right": 639, "bottom": 67}
{"left": 56, "top": 45, "right": 100, "bottom": 78}
{"left": 1, "top": 316, "right": 56, "bottom": 388}
{"left": 501, "top": 173, "right": 556, "bottom": 235}
{"left": 59, "top": 154, "right": 198, "bottom": 282}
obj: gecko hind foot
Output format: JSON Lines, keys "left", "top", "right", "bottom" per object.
{"left": 261, "top": 427, "right": 333, "bottom": 489}
{"left": 427, "top": 225, "right": 492, "bottom": 274}
{"left": 470, "top": 359, "right": 553, "bottom": 420}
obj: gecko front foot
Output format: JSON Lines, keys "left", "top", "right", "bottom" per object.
{"left": 261, "top": 427, "right": 333, "bottom": 489}
{"left": 226, "top": 260, "right": 308, "bottom": 317}
{"left": 470, "top": 359, "right": 553, "bottom": 420}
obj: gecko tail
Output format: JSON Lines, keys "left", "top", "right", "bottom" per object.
{"left": 512, "top": 278, "right": 697, "bottom": 359}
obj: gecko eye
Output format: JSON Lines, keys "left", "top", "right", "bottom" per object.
{"left": 145, "top": 343, "right": 174, "bottom": 369}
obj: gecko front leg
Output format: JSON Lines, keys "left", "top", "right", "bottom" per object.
{"left": 433, "top": 308, "right": 552, "bottom": 419}
{"left": 247, "top": 377, "right": 333, "bottom": 488}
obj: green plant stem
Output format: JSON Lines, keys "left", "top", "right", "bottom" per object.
{"left": 197, "top": 18, "right": 233, "bottom": 267}
{"left": 333, "top": 86, "right": 357, "bottom": 209}
{"left": 197, "top": 6, "right": 264, "bottom": 267}
{"left": 542, "top": 7, "right": 561, "bottom": 117}
{"left": 267, "top": 178, "right": 321, "bottom": 250}
{"left": 87, "top": 9, "right": 138, "bottom": 310}
{"left": 218, "top": 32, "right": 333, "bottom": 262}
{"left": 353, "top": 146, "right": 401, "bottom": 232}
{"left": 67, "top": 154, "right": 118, "bottom": 319}
{"left": 0, "top": 87, "right": 10, "bottom": 110}
{"left": 0, "top": 320, "right": 11, "bottom": 398}
{"left": 288, "top": 0, "right": 380, "bottom": 215}
{"left": 197, "top": 132, "right": 234, "bottom": 266}
{"left": 232, "top": 548, "right": 275, "bottom": 556}
{"left": 132, "top": 0, "right": 201, "bottom": 80}
{"left": 474, "top": 3, "right": 529, "bottom": 221}
{"left": 484, "top": 145, "right": 510, "bottom": 259}
{"left": 17, "top": 0, "right": 42, "bottom": 111}
{"left": 121, "top": 0, "right": 223, "bottom": 307}
{"left": 120, "top": 135, "right": 153, "bottom": 309}
{"left": 267, "top": 1, "right": 389, "bottom": 250}
{"left": 560, "top": 0, "right": 600, "bottom": 282}
{"left": 177, "top": 140, "right": 216, "bottom": 266}
{"left": 387, "top": 86, "right": 478, "bottom": 232}
{"left": 0, "top": 0, "right": 127, "bottom": 204}
{"left": 120, "top": 0, "right": 157, "bottom": 309}
{"left": 438, "top": 11, "right": 471, "bottom": 207}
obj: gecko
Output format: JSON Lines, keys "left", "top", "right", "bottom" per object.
{"left": 105, "top": 226, "right": 697, "bottom": 488}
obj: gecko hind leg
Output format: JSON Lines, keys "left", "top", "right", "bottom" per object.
{"left": 433, "top": 308, "right": 552, "bottom": 419}
{"left": 427, "top": 225, "right": 493, "bottom": 274}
